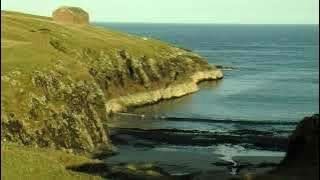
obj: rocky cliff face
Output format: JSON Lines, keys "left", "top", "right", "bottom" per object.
{"left": 105, "top": 69, "right": 223, "bottom": 113}
{"left": 82, "top": 48, "right": 219, "bottom": 97}
{"left": 1, "top": 10, "right": 223, "bottom": 153}
{"left": 82, "top": 48, "right": 223, "bottom": 113}
{"left": 1, "top": 68, "right": 114, "bottom": 153}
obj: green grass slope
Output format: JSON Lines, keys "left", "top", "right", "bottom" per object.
{"left": 2, "top": 10, "right": 178, "bottom": 74}
{"left": 2, "top": 143, "right": 103, "bottom": 180}
{"left": 1, "top": 10, "right": 216, "bottom": 152}
{"left": 1, "top": 10, "right": 221, "bottom": 180}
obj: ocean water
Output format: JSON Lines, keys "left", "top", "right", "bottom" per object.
{"left": 96, "top": 23, "right": 318, "bottom": 173}
{"left": 95, "top": 23, "right": 319, "bottom": 124}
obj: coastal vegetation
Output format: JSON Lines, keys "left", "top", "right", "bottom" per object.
{"left": 2, "top": 143, "right": 103, "bottom": 180}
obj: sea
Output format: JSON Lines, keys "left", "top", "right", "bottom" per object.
{"left": 94, "top": 23, "right": 319, "bottom": 174}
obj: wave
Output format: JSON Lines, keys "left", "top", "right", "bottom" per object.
{"left": 113, "top": 112, "right": 298, "bottom": 126}
{"left": 163, "top": 116, "right": 298, "bottom": 125}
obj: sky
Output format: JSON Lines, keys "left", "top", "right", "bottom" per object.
{"left": 1, "top": 0, "right": 319, "bottom": 24}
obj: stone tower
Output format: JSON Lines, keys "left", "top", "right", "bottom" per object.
{"left": 52, "top": 6, "right": 89, "bottom": 25}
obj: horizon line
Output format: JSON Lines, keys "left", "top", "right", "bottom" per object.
{"left": 2, "top": 9, "right": 318, "bottom": 26}
{"left": 93, "top": 21, "right": 319, "bottom": 26}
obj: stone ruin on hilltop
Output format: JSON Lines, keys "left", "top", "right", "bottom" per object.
{"left": 52, "top": 6, "right": 89, "bottom": 25}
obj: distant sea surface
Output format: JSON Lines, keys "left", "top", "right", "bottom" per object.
{"left": 95, "top": 23, "right": 319, "bottom": 129}
{"left": 95, "top": 23, "right": 319, "bottom": 172}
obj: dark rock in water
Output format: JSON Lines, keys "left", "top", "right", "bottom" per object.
{"left": 110, "top": 127, "right": 288, "bottom": 151}
{"left": 215, "top": 65, "right": 237, "bottom": 70}
{"left": 68, "top": 162, "right": 196, "bottom": 180}
{"left": 281, "top": 114, "right": 319, "bottom": 167}
{"left": 211, "top": 161, "right": 235, "bottom": 167}
{"left": 272, "top": 114, "right": 319, "bottom": 179}
{"left": 244, "top": 114, "right": 319, "bottom": 180}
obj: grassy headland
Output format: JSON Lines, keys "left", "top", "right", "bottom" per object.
{"left": 1, "top": 9, "right": 223, "bottom": 179}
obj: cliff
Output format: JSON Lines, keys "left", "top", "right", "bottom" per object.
{"left": 1, "top": 10, "right": 223, "bottom": 153}
{"left": 106, "top": 70, "right": 223, "bottom": 113}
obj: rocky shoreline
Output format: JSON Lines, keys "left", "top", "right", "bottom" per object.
{"left": 105, "top": 70, "right": 223, "bottom": 114}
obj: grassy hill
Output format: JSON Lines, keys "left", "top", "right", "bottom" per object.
{"left": 1, "top": 11, "right": 222, "bottom": 179}
{"left": 1, "top": 10, "right": 221, "bottom": 153}
{"left": 1, "top": 10, "right": 222, "bottom": 179}
{"left": 2, "top": 143, "right": 103, "bottom": 180}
